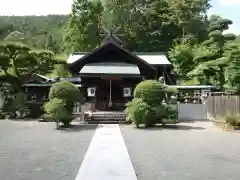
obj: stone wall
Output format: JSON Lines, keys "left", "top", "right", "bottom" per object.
{"left": 178, "top": 103, "right": 207, "bottom": 121}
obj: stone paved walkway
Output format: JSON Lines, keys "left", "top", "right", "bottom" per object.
{"left": 75, "top": 124, "right": 137, "bottom": 180}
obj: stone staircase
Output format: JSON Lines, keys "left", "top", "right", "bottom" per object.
{"left": 84, "top": 111, "right": 128, "bottom": 124}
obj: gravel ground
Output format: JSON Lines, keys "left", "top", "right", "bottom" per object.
{"left": 0, "top": 120, "right": 97, "bottom": 180}
{"left": 121, "top": 122, "right": 240, "bottom": 180}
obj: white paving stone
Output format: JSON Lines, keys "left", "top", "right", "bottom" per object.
{"left": 75, "top": 124, "right": 137, "bottom": 180}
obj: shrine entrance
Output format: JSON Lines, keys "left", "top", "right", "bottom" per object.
{"left": 96, "top": 77, "right": 126, "bottom": 111}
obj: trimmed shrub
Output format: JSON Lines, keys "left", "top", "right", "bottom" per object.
{"left": 166, "top": 104, "right": 178, "bottom": 120}
{"left": 126, "top": 98, "right": 156, "bottom": 128}
{"left": 133, "top": 80, "right": 166, "bottom": 106}
{"left": 225, "top": 115, "right": 240, "bottom": 127}
{"left": 49, "top": 81, "right": 82, "bottom": 102}
{"left": 45, "top": 98, "right": 66, "bottom": 114}
{"left": 125, "top": 98, "right": 141, "bottom": 123}
{"left": 154, "top": 104, "right": 168, "bottom": 121}
{"left": 45, "top": 81, "right": 82, "bottom": 127}
{"left": 126, "top": 79, "right": 179, "bottom": 128}
{"left": 45, "top": 98, "right": 72, "bottom": 125}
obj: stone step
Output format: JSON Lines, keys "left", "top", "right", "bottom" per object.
{"left": 86, "top": 120, "right": 129, "bottom": 124}
{"left": 84, "top": 111, "right": 127, "bottom": 124}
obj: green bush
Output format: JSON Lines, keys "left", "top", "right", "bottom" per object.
{"left": 54, "top": 106, "right": 72, "bottom": 125}
{"left": 154, "top": 104, "right": 168, "bottom": 121}
{"left": 126, "top": 98, "right": 155, "bottom": 128}
{"left": 49, "top": 81, "right": 82, "bottom": 103}
{"left": 225, "top": 115, "right": 240, "bottom": 127}
{"left": 167, "top": 104, "right": 178, "bottom": 119}
{"left": 126, "top": 80, "right": 179, "bottom": 128}
{"left": 45, "top": 81, "right": 82, "bottom": 127}
{"left": 133, "top": 80, "right": 166, "bottom": 106}
{"left": 45, "top": 98, "right": 66, "bottom": 114}
{"left": 125, "top": 98, "right": 140, "bottom": 122}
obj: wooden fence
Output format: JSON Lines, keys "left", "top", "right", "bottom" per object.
{"left": 206, "top": 95, "right": 240, "bottom": 120}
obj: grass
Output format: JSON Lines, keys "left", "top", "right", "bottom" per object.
{"left": 214, "top": 115, "right": 240, "bottom": 131}
{"left": 215, "top": 122, "right": 235, "bottom": 131}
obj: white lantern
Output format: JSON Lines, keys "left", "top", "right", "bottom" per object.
{"left": 123, "top": 87, "right": 132, "bottom": 97}
{"left": 87, "top": 87, "right": 96, "bottom": 97}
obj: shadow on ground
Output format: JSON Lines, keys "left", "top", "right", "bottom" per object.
{"left": 164, "top": 124, "right": 205, "bottom": 130}
{"left": 134, "top": 124, "right": 205, "bottom": 131}
{"left": 58, "top": 124, "right": 97, "bottom": 132}
{"left": 9, "top": 118, "right": 41, "bottom": 122}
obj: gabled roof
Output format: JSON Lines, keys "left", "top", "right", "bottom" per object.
{"left": 67, "top": 52, "right": 171, "bottom": 65}
{"left": 80, "top": 62, "right": 140, "bottom": 76}
{"left": 68, "top": 42, "right": 158, "bottom": 77}
{"left": 135, "top": 52, "right": 171, "bottom": 65}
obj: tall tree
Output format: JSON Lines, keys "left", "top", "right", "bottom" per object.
{"left": 187, "top": 15, "right": 236, "bottom": 90}
{"left": 103, "top": 0, "right": 210, "bottom": 52}
{"left": 168, "top": 41, "right": 195, "bottom": 84}
{"left": 0, "top": 42, "right": 57, "bottom": 88}
{"left": 64, "top": 0, "right": 103, "bottom": 52}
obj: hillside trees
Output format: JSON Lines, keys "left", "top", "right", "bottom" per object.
{"left": 187, "top": 16, "right": 236, "bottom": 90}
{"left": 63, "top": 0, "right": 103, "bottom": 52}
{"left": 0, "top": 42, "right": 58, "bottom": 90}
{"left": 102, "top": 0, "right": 210, "bottom": 52}
{"left": 0, "top": 15, "right": 67, "bottom": 53}
{"left": 169, "top": 14, "right": 239, "bottom": 92}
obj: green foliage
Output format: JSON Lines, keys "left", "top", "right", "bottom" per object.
{"left": 63, "top": 0, "right": 210, "bottom": 52}
{"left": 225, "top": 115, "right": 240, "bottom": 127}
{"left": 49, "top": 81, "right": 82, "bottom": 103}
{"left": 49, "top": 64, "right": 72, "bottom": 78}
{"left": 127, "top": 80, "right": 178, "bottom": 128}
{"left": 4, "top": 31, "right": 25, "bottom": 42}
{"left": 235, "top": 35, "right": 240, "bottom": 44}
{"left": 170, "top": 14, "right": 238, "bottom": 90}
{"left": 224, "top": 43, "right": 240, "bottom": 93}
{"left": 0, "top": 15, "right": 68, "bottom": 53}
{"left": 45, "top": 82, "right": 82, "bottom": 126}
{"left": 44, "top": 98, "right": 72, "bottom": 126}
{"left": 163, "top": 86, "right": 178, "bottom": 94}
{"left": 168, "top": 43, "right": 195, "bottom": 80}
{"left": 125, "top": 98, "right": 143, "bottom": 124}
{"left": 130, "top": 98, "right": 155, "bottom": 128}
{"left": 133, "top": 80, "right": 166, "bottom": 106}
{"left": 166, "top": 104, "right": 178, "bottom": 120}
{"left": 0, "top": 1, "right": 211, "bottom": 54}
{"left": 0, "top": 42, "right": 57, "bottom": 78}
{"left": 64, "top": 0, "right": 103, "bottom": 52}
{"left": 44, "top": 98, "right": 66, "bottom": 114}
{"left": 154, "top": 104, "right": 168, "bottom": 122}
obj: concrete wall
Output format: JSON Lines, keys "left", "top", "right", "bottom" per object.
{"left": 178, "top": 103, "right": 207, "bottom": 121}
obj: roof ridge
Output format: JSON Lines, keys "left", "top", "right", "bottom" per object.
{"left": 72, "top": 52, "right": 166, "bottom": 55}
{"left": 134, "top": 52, "right": 165, "bottom": 55}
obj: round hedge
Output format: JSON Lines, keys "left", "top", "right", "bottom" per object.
{"left": 132, "top": 98, "right": 156, "bottom": 128}
{"left": 133, "top": 80, "right": 166, "bottom": 106}
{"left": 46, "top": 81, "right": 82, "bottom": 126}
{"left": 49, "top": 81, "right": 82, "bottom": 103}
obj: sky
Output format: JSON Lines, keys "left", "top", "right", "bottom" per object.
{"left": 0, "top": 0, "right": 239, "bottom": 34}
{"left": 210, "top": 0, "right": 240, "bottom": 34}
